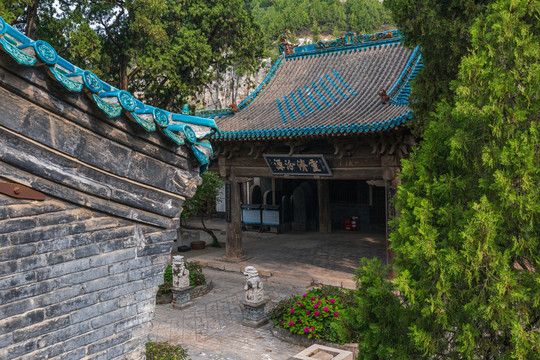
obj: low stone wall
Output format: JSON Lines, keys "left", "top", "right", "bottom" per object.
{"left": 156, "top": 282, "right": 214, "bottom": 305}
{"left": 190, "top": 282, "right": 214, "bottom": 299}
{"left": 271, "top": 326, "right": 359, "bottom": 359}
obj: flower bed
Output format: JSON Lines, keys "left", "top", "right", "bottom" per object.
{"left": 268, "top": 286, "right": 355, "bottom": 343}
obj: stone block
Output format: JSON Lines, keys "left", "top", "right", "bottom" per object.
{"left": 70, "top": 299, "right": 118, "bottom": 324}
{"left": 36, "top": 258, "right": 92, "bottom": 281}
{"left": 241, "top": 300, "right": 268, "bottom": 328}
{"left": 83, "top": 273, "right": 128, "bottom": 294}
{"left": 171, "top": 286, "right": 192, "bottom": 309}
{"left": 0, "top": 271, "right": 35, "bottom": 290}
{"left": 74, "top": 244, "right": 101, "bottom": 259}
{"left": 57, "top": 266, "right": 109, "bottom": 288}
{"left": 0, "top": 309, "right": 44, "bottom": 334}
{"left": 46, "top": 249, "right": 75, "bottom": 265}
{"left": 98, "top": 280, "right": 145, "bottom": 302}
{"left": 87, "top": 332, "right": 132, "bottom": 355}
{"left": 0, "top": 217, "right": 36, "bottom": 234}
{"left": 45, "top": 293, "right": 99, "bottom": 318}
{"left": 0, "top": 280, "right": 54, "bottom": 305}
{"left": 0, "top": 243, "right": 36, "bottom": 261}
{"left": 89, "top": 249, "right": 135, "bottom": 268}
{"left": 292, "top": 345, "right": 353, "bottom": 360}
{"left": 12, "top": 315, "right": 70, "bottom": 343}
{"left": 0, "top": 299, "right": 32, "bottom": 318}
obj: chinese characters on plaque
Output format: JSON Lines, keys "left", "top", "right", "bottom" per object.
{"left": 263, "top": 155, "right": 332, "bottom": 176}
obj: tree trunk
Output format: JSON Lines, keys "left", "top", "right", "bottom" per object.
{"left": 119, "top": 56, "right": 129, "bottom": 90}
{"left": 25, "top": 0, "right": 40, "bottom": 39}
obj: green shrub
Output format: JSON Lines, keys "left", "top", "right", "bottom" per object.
{"left": 186, "top": 261, "right": 206, "bottom": 287}
{"left": 157, "top": 265, "right": 173, "bottom": 296}
{"left": 270, "top": 287, "right": 351, "bottom": 343}
{"left": 333, "top": 258, "right": 420, "bottom": 359}
{"left": 163, "top": 265, "right": 173, "bottom": 283}
{"left": 146, "top": 341, "right": 190, "bottom": 360}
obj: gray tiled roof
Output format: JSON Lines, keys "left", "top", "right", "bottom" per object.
{"left": 213, "top": 34, "right": 421, "bottom": 141}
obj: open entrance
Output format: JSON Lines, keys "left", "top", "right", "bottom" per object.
{"left": 329, "top": 180, "right": 385, "bottom": 232}
{"left": 242, "top": 178, "right": 386, "bottom": 233}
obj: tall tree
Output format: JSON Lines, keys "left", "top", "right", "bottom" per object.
{"left": 3, "top": 0, "right": 264, "bottom": 111}
{"left": 391, "top": 0, "right": 540, "bottom": 357}
{"left": 181, "top": 171, "right": 224, "bottom": 247}
{"left": 384, "top": 0, "right": 493, "bottom": 137}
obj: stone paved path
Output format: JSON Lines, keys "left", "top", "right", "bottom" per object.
{"left": 151, "top": 227, "right": 387, "bottom": 359}
{"left": 150, "top": 269, "right": 308, "bottom": 360}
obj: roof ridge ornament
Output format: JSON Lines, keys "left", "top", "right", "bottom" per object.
{"left": 278, "top": 30, "right": 298, "bottom": 56}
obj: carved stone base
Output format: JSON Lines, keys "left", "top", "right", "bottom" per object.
{"left": 241, "top": 300, "right": 268, "bottom": 328}
{"left": 171, "top": 286, "right": 192, "bottom": 309}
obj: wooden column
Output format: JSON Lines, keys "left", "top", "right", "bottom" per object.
{"left": 225, "top": 175, "right": 244, "bottom": 259}
{"left": 271, "top": 178, "right": 276, "bottom": 205}
{"left": 318, "top": 179, "right": 331, "bottom": 233}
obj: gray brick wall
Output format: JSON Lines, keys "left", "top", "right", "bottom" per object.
{"left": 0, "top": 51, "right": 200, "bottom": 359}
{"left": 0, "top": 194, "right": 174, "bottom": 359}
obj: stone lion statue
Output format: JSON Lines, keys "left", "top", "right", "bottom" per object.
{"left": 243, "top": 266, "right": 264, "bottom": 303}
{"left": 172, "top": 255, "right": 190, "bottom": 289}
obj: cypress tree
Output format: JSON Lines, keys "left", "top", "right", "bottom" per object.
{"left": 392, "top": 0, "right": 540, "bottom": 357}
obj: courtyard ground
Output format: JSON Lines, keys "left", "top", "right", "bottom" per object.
{"left": 149, "top": 222, "right": 386, "bottom": 360}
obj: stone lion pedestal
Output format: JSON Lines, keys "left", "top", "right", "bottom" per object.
{"left": 240, "top": 266, "right": 268, "bottom": 328}
{"left": 171, "top": 255, "right": 192, "bottom": 309}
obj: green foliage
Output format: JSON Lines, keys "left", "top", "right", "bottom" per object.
{"left": 334, "top": 258, "right": 421, "bottom": 359}
{"left": 249, "top": 0, "right": 393, "bottom": 56}
{"left": 2, "top": 0, "right": 264, "bottom": 111}
{"left": 384, "top": 0, "right": 493, "bottom": 137}
{"left": 0, "top": 0, "right": 28, "bottom": 24}
{"left": 186, "top": 261, "right": 206, "bottom": 287}
{"left": 163, "top": 264, "right": 173, "bottom": 283}
{"left": 157, "top": 265, "right": 173, "bottom": 297}
{"left": 269, "top": 287, "right": 353, "bottom": 343}
{"left": 181, "top": 171, "right": 223, "bottom": 220}
{"left": 389, "top": 0, "right": 540, "bottom": 358}
{"left": 145, "top": 341, "right": 190, "bottom": 360}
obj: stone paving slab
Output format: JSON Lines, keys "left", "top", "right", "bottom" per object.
{"left": 150, "top": 269, "right": 307, "bottom": 360}
{"left": 156, "top": 224, "right": 387, "bottom": 359}
{"left": 177, "top": 229, "right": 386, "bottom": 290}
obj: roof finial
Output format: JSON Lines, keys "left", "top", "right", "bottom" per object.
{"left": 278, "top": 30, "right": 297, "bottom": 56}
{"left": 378, "top": 88, "right": 390, "bottom": 104}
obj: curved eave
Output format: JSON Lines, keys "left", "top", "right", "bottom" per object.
{"left": 212, "top": 111, "right": 413, "bottom": 142}
{"left": 0, "top": 16, "right": 217, "bottom": 172}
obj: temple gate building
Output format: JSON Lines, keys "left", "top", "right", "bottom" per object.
{"left": 196, "top": 30, "right": 423, "bottom": 261}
